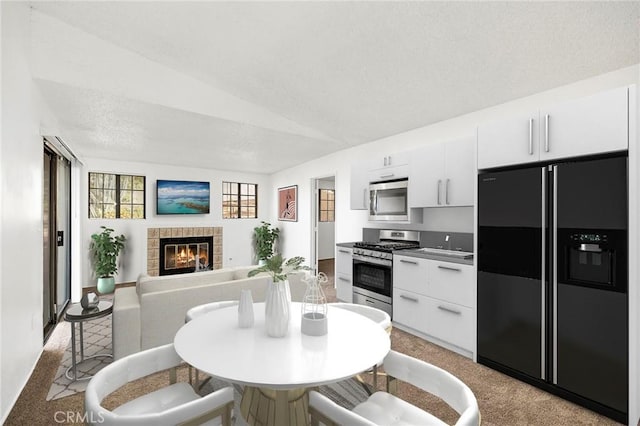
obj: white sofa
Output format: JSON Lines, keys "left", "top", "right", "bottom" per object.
{"left": 112, "top": 266, "right": 306, "bottom": 360}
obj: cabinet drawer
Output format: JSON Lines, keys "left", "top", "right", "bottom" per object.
{"left": 393, "top": 289, "right": 428, "bottom": 335}
{"left": 426, "top": 298, "right": 474, "bottom": 352}
{"left": 335, "top": 273, "right": 352, "bottom": 303}
{"left": 393, "top": 255, "right": 428, "bottom": 295}
{"left": 427, "top": 261, "right": 474, "bottom": 307}
{"left": 336, "top": 248, "right": 353, "bottom": 276}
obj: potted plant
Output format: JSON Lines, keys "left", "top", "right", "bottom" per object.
{"left": 248, "top": 254, "right": 309, "bottom": 337}
{"left": 90, "top": 226, "right": 126, "bottom": 294}
{"left": 254, "top": 221, "right": 280, "bottom": 264}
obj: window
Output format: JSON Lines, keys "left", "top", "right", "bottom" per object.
{"left": 89, "top": 172, "right": 145, "bottom": 219}
{"left": 319, "top": 189, "right": 335, "bottom": 222}
{"left": 223, "top": 181, "right": 257, "bottom": 219}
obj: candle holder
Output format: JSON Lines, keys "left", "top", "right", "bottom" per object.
{"left": 301, "top": 272, "right": 328, "bottom": 336}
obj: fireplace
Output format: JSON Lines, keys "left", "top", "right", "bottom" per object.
{"left": 159, "top": 236, "right": 214, "bottom": 276}
{"left": 147, "top": 227, "right": 222, "bottom": 276}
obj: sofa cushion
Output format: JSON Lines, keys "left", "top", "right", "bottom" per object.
{"left": 137, "top": 268, "right": 236, "bottom": 295}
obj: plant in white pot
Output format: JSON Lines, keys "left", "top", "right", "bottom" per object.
{"left": 90, "top": 226, "right": 126, "bottom": 294}
{"left": 248, "top": 254, "right": 309, "bottom": 337}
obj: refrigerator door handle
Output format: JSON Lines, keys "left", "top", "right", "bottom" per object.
{"left": 541, "top": 167, "right": 546, "bottom": 380}
{"left": 552, "top": 165, "right": 558, "bottom": 385}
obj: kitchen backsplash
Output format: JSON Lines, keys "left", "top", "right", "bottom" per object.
{"left": 362, "top": 228, "right": 473, "bottom": 252}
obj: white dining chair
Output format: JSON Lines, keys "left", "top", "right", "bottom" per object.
{"left": 85, "top": 343, "right": 234, "bottom": 426}
{"left": 185, "top": 300, "right": 239, "bottom": 323}
{"left": 330, "top": 302, "right": 391, "bottom": 392}
{"left": 308, "top": 350, "right": 480, "bottom": 426}
{"left": 185, "top": 300, "right": 239, "bottom": 388}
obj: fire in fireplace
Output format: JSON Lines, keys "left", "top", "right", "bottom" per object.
{"left": 159, "top": 236, "right": 214, "bottom": 276}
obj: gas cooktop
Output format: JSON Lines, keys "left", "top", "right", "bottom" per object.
{"left": 353, "top": 241, "right": 420, "bottom": 252}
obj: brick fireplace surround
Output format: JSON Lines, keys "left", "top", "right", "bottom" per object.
{"left": 147, "top": 227, "right": 223, "bottom": 276}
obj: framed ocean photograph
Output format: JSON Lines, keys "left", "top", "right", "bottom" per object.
{"left": 156, "top": 180, "right": 210, "bottom": 215}
{"left": 278, "top": 185, "right": 297, "bottom": 221}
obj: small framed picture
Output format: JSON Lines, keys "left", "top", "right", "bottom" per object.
{"left": 278, "top": 185, "right": 297, "bottom": 221}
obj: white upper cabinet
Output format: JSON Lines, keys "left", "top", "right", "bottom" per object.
{"left": 409, "top": 135, "right": 475, "bottom": 208}
{"left": 350, "top": 159, "right": 370, "bottom": 210}
{"left": 477, "top": 110, "right": 540, "bottom": 169}
{"left": 370, "top": 152, "right": 410, "bottom": 170}
{"left": 478, "top": 86, "right": 630, "bottom": 169}
{"left": 539, "top": 86, "right": 628, "bottom": 161}
{"left": 443, "top": 136, "right": 476, "bottom": 207}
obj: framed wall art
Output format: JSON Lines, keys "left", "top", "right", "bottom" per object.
{"left": 278, "top": 185, "right": 297, "bottom": 221}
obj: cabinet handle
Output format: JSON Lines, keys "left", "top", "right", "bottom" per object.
{"left": 338, "top": 277, "right": 350, "bottom": 282}
{"left": 445, "top": 178, "right": 450, "bottom": 205}
{"left": 380, "top": 173, "right": 394, "bottom": 179}
{"left": 437, "top": 180, "right": 442, "bottom": 205}
{"left": 437, "top": 265, "right": 461, "bottom": 272}
{"left": 400, "top": 259, "right": 418, "bottom": 265}
{"left": 384, "top": 156, "right": 388, "bottom": 166}
{"left": 438, "top": 305, "right": 462, "bottom": 315}
{"left": 365, "top": 299, "right": 376, "bottom": 305}
{"left": 400, "top": 294, "right": 419, "bottom": 302}
{"left": 544, "top": 114, "right": 550, "bottom": 152}
{"left": 338, "top": 249, "right": 350, "bottom": 254}
{"left": 528, "top": 118, "right": 534, "bottom": 155}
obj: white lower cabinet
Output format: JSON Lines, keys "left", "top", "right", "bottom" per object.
{"left": 335, "top": 246, "right": 353, "bottom": 302}
{"left": 426, "top": 299, "right": 474, "bottom": 351}
{"left": 393, "top": 254, "right": 475, "bottom": 356}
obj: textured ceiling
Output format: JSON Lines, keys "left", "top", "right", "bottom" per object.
{"left": 29, "top": 1, "right": 640, "bottom": 173}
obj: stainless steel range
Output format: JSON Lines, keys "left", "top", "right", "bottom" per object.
{"left": 352, "top": 230, "right": 420, "bottom": 317}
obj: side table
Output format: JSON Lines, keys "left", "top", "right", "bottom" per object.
{"left": 64, "top": 300, "right": 113, "bottom": 381}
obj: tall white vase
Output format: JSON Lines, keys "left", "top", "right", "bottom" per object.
{"left": 238, "top": 289, "right": 254, "bottom": 328}
{"left": 265, "top": 279, "right": 290, "bottom": 337}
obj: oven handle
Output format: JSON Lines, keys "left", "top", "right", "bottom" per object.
{"left": 353, "top": 254, "right": 392, "bottom": 267}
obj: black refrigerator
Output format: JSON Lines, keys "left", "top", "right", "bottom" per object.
{"left": 477, "top": 155, "right": 628, "bottom": 423}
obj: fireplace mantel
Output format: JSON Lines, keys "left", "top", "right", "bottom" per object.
{"left": 147, "top": 227, "right": 222, "bottom": 276}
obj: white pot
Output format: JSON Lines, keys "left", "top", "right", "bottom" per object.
{"left": 265, "top": 279, "right": 290, "bottom": 337}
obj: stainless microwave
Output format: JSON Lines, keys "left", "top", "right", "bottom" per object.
{"left": 369, "top": 178, "right": 409, "bottom": 221}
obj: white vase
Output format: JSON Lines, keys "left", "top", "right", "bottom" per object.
{"left": 265, "top": 279, "right": 290, "bottom": 337}
{"left": 238, "top": 289, "right": 254, "bottom": 328}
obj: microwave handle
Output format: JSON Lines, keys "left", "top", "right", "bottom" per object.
{"left": 363, "top": 188, "right": 368, "bottom": 210}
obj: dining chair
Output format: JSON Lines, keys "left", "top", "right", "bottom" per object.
{"left": 330, "top": 302, "right": 391, "bottom": 392}
{"left": 185, "top": 300, "right": 239, "bottom": 388}
{"left": 308, "top": 350, "right": 480, "bottom": 426}
{"left": 84, "top": 343, "right": 234, "bottom": 426}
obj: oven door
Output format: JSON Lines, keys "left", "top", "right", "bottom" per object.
{"left": 352, "top": 256, "right": 392, "bottom": 299}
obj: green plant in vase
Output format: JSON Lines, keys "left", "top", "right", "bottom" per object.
{"left": 90, "top": 226, "right": 126, "bottom": 294}
{"left": 254, "top": 221, "right": 280, "bottom": 264}
{"left": 249, "top": 254, "right": 309, "bottom": 337}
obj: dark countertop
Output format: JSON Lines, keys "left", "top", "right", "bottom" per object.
{"left": 393, "top": 248, "right": 474, "bottom": 266}
{"left": 336, "top": 242, "right": 357, "bottom": 248}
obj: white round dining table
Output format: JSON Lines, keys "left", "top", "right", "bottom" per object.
{"left": 174, "top": 302, "right": 391, "bottom": 425}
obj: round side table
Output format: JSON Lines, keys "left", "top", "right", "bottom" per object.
{"left": 64, "top": 300, "right": 113, "bottom": 381}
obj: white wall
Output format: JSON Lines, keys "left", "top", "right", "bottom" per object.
{"left": 317, "top": 178, "right": 335, "bottom": 260}
{"left": 80, "top": 158, "right": 272, "bottom": 288}
{"left": 0, "top": 3, "right": 60, "bottom": 422}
